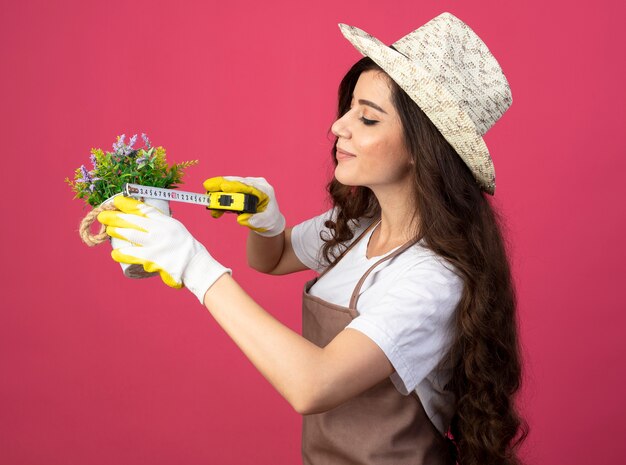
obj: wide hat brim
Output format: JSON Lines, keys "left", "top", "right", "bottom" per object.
{"left": 338, "top": 22, "right": 496, "bottom": 195}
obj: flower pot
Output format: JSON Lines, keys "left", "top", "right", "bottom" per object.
{"left": 101, "top": 194, "right": 171, "bottom": 279}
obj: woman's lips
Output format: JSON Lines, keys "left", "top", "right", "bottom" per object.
{"left": 336, "top": 149, "right": 356, "bottom": 160}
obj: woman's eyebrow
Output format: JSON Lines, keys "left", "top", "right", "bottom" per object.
{"left": 357, "top": 99, "right": 388, "bottom": 114}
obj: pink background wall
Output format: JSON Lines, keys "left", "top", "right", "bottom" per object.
{"left": 1, "top": 0, "right": 624, "bottom": 463}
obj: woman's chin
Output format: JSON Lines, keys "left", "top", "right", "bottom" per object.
{"left": 334, "top": 167, "right": 358, "bottom": 187}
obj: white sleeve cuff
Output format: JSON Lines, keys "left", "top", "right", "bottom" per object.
{"left": 183, "top": 248, "right": 232, "bottom": 303}
{"left": 252, "top": 213, "right": 286, "bottom": 238}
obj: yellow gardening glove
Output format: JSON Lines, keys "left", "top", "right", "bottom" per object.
{"left": 97, "top": 195, "right": 231, "bottom": 303}
{"left": 203, "top": 176, "right": 286, "bottom": 237}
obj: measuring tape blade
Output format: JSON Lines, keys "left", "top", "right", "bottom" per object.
{"left": 123, "top": 183, "right": 211, "bottom": 206}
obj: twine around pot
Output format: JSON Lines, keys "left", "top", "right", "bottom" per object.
{"left": 79, "top": 203, "right": 116, "bottom": 247}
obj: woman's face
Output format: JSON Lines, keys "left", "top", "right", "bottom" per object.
{"left": 331, "top": 70, "right": 413, "bottom": 190}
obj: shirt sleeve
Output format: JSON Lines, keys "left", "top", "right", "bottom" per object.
{"left": 345, "top": 256, "right": 463, "bottom": 395}
{"left": 290, "top": 208, "right": 337, "bottom": 273}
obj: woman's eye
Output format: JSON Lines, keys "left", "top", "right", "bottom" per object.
{"left": 360, "top": 117, "right": 378, "bottom": 126}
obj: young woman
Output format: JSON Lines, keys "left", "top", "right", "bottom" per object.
{"left": 98, "top": 12, "right": 528, "bottom": 465}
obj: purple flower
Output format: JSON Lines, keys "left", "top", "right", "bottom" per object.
{"left": 141, "top": 133, "right": 151, "bottom": 149}
{"left": 77, "top": 164, "right": 92, "bottom": 183}
{"left": 111, "top": 133, "right": 137, "bottom": 156}
{"left": 89, "top": 153, "right": 97, "bottom": 169}
{"left": 112, "top": 134, "right": 126, "bottom": 153}
{"left": 77, "top": 165, "right": 101, "bottom": 187}
{"left": 128, "top": 134, "right": 137, "bottom": 150}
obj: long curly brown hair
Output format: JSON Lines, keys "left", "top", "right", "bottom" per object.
{"left": 321, "top": 56, "right": 528, "bottom": 465}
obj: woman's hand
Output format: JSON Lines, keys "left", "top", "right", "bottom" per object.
{"left": 97, "top": 195, "right": 231, "bottom": 303}
{"left": 203, "top": 176, "right": 286, "bottom": 237}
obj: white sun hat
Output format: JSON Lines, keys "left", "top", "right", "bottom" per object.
{"left": 338, "top": 12, "right": 512, "bottom": 195}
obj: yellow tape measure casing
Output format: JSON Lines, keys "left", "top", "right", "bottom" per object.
{"left": 208, "top": 192, "right": 250, "bottom": 212}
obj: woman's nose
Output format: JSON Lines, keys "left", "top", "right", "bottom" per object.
{"left": 331, "top": 113, "right": 351, "bottom": 139}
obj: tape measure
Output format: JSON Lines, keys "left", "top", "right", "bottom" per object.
{"left": 122, "top": 183, "right": 259, "bottom": 214}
